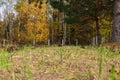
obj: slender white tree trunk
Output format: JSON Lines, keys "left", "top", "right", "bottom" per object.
{"left": 63, "top": 12, "right": 67, "bottom": 45}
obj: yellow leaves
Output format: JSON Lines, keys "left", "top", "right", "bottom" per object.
{"left": 35, "top": 22, "right": 49, "bottom": 42}
{"left": 15, "top": 1, "right": 49, "bottom": 43}
{"left": 21, "top": 2, "right": 29, "bottom": 13}
{"left": 41, "top": 4, "right": 46, "bottom": 10}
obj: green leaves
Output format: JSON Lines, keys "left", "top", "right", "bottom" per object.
{"left": 50, "top": 0, "right": 65, "bottom": 12}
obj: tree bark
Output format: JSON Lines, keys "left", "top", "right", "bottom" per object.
{"left": 95, "top": 17, "right": 101, "bottom": 45}
{"left": 63, "top": 12, "right": 67, "bottom": 45}
{"left": 5, "top": 23, "right": 9, "bottom": 40}
{"left": 112, "top": 0, "right": 120, "bottom": 42}
{"left": 68, "top": 24, "right": 71, "bottom": 45}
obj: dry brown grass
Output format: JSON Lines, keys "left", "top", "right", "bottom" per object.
{"left": 0, "top": 46, "right": 119, "bottom": 80}
{"left": 103, "top": 42, "right": 120, "bottom": 53}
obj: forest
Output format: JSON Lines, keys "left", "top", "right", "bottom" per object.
{"left": 0, "top": 0, "right": 114, "bottom": 46}
{"left": 0, "top": 0, "right": 120, "bottom": 80}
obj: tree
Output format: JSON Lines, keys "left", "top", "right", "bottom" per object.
{"left": 15, "top": 1, "right": 49, "bottom": 44}
{"left": 50, "top": 0, "right": 68, "bottom": 45}
{"left": 112, "top": 0, "right": 120, "bottom": 42}
{"left": 1, "top": 0, "right": 15, "bottom": 43}
{"left": 50, "top": 0, "right": 113, "bottom": 45}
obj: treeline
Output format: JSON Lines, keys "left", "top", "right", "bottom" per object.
{"left": 0, "top": 0, "right": 114, "bottom": 45}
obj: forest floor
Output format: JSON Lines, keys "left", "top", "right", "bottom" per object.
{"left": 0, "top": 46, "right": 120, "bottom": 80}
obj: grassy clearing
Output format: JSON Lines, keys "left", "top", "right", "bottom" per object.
{"left": 0, "top": 46, "right": 119, "bottom": 80}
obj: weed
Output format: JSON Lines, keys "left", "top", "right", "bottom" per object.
{"left": 98, "top": 53, "right": 103, "bottom": 79}
{"left": 0, "top": 52, "right": 10, "bottom": 69}
{"left": 108, "top": 65, "right": 117, "bottom": 80}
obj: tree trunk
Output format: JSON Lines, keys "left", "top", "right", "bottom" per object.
{"left": 63, "top": 12, "right": 67, "bottom": 45}
{"left": 5, "top": 25, "right": 8, "bottom": 40}
{"left": 112, "top": 0, "right": 120, "bottom": 42}
{"left": 95, "top": 17, "right": 101, "bottom": 45}
{"left": 68, "top": 24, "right": 71, "bottom": 45}
{"left": 9, "top": 19, "right": 13, "bottom": 44}
{"left": 18, "top": 20, "right": 21, "bottom": 43}
{"left": 63, "top": 22, "right": 67, "bottom": 45}
{"left": 49, "top": 19, "right": 54, "bottom": 44}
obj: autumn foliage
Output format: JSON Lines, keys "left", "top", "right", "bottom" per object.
{"left": 14, "top": 1, "right": 49, "bottom": 44}
{"left": 0, "top": 0, "right": 113, "bottom": 45}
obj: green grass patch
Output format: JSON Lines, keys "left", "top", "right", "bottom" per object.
{"left": 0, "top": 51, "right": 10, "bottom": 69}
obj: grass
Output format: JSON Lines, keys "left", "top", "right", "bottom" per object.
{"left": 108, "top": 65, "right": 117, "bottom": 80}
{"left": 96, "top": 46, "right": 120, "bottom": 80}
{"left": 0, "top": 46, "right": 119, "bottom": 80}
{"left": 0, "top": 51, "right": 10, "bottom": 69}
